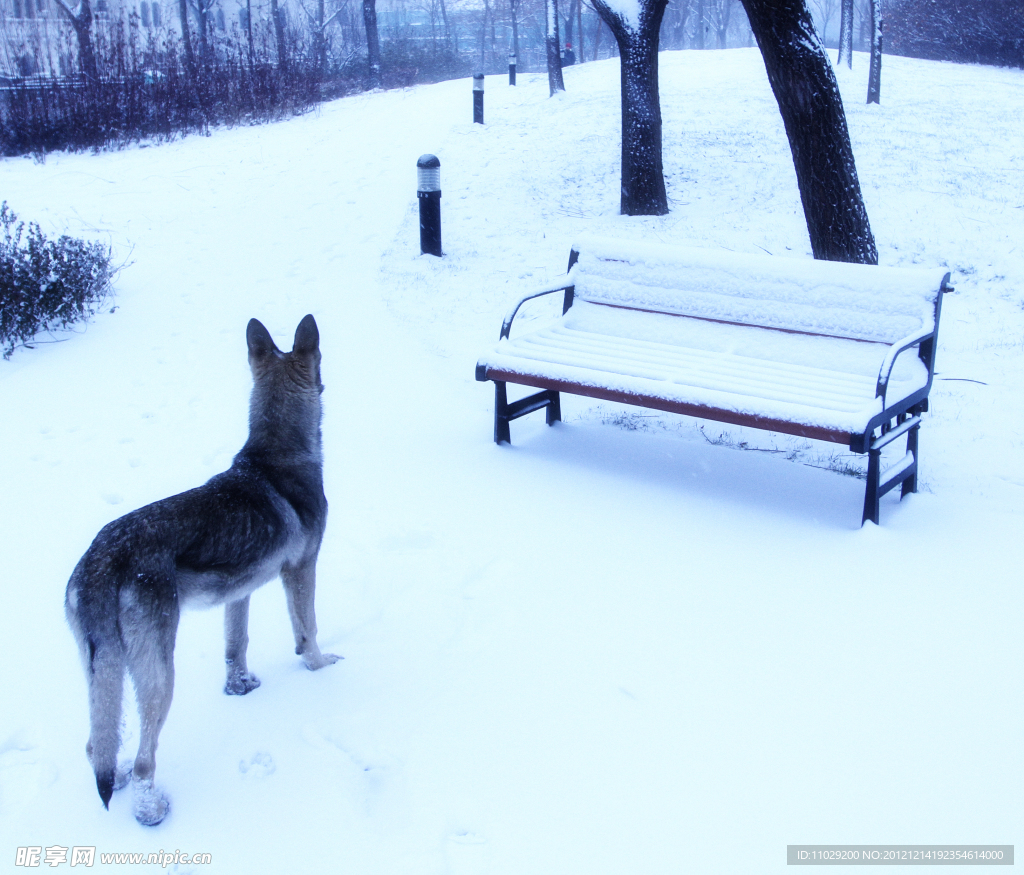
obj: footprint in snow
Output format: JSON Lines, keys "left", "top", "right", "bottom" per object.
{"left": 238, "top": 751, "right": 275, "bottom": 779}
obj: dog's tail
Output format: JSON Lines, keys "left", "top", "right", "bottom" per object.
{"left": 66, "top": 561, "right": 125, "bottom": 809}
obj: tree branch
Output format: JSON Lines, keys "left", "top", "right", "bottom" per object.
{"left": 51, "top": 0, "right": 82, "bottom": 24}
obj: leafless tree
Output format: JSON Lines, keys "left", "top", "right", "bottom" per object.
{"left": 298, "top": 0, "right": 346, "bottom": 76}
{"left": 177, "top": 0, "right": 196, "bottom": 72}
{"left": 836, "top": 0, "right": 852, "bottom": 65}
{"left": 475, "top": 0, "right": 498, "bottom": 68}
{"left": 740, "top": 0, "right": 877, "bottom": 262}
{"left": 363, "top": 0, "right": 380, "bottom": 86}
{"left": 590, "top": 0, "right": 669, "bottom": 214}
{"left": 509, "top": 0, "right": 521, "bottom": 67}
{"left": 694, "top": 0, "right": 706, "bottom": 47}
{"left": 51, "top": 0, "right": 98, "bottom": 80}
{"left": 659, "top": 0, "right": 691, "bottom": 49}
{"left": 809, "top": 0, "right": 838, "bottom": 44}
{"left": 866, "top": 0, "right": 881, "bottom": 101}
{"left": 709, "top": 0, "right": 734, "bottom": 48}
{"left": 545, "top": 0, "right": 564, "bottom": 93}
{"left": 270, "top": 0, "right": 287, "bottom": 70}
{"left": 241, "top": 0, "right": 255, "bottom": 70}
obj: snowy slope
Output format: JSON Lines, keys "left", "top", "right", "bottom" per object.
{"left": 0, "top": 49, "right": 1021, "bottom": 874}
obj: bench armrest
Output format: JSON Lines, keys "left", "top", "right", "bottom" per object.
{"left": 875, "top": 326, "right": 935, "bottom": 405}
{"left": 500, "top": 267, "right": 578, "bottom": 339}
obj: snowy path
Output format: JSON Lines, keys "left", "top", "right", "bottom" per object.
{"left": 1, "top": 51, "right": 1021, "bottom": 874}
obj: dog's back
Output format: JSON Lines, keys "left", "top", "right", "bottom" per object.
{"left": 66, "top": 315, "right": 337, "bottom": 825}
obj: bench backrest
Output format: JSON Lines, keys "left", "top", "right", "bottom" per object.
{"left": 569, "top": 237, "right": 946, "bottom": 345}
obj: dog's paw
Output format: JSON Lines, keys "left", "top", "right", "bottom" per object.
{"left": 113, "top": 760, "right": 134, "bottom": 791}
{"left": 304, "top": 652, "right": 342, "bottom": 671}
{"left": 132, "top": 776, "right": 170, "bottom": 827}
{"left": 224, "top": 672, "right": 261, "bottom": 695}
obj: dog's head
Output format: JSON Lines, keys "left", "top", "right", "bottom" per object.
{"left": 246, "top": 314, "right": 323, "bottom": 394}
{"left": 244, "top": 315, "right": 324, "bottom": 456}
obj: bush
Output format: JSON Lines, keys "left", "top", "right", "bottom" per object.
{"left": 887, "top": 0, "right": 1024, "bottom": 68}
{"left": 0, "top": 16, "right": 325, "bottom": 157}
{"left": 0, "top": 203, "right": 114, "bottom": 358}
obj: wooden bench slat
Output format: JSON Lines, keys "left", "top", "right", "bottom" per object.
{"left": 483, "top": 367, "right": 854, "bottom": 445}
{"left": 511, "top": 326, "right": 889, "bottom": 407}
{"left": 504, "top": 331, "right": 880, "bottom": 413}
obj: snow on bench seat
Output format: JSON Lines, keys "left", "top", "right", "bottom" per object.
{"left": 484, "top": 299, "right": 930, "bottom": 440}
{"left": 475, "top": 237, "right": 951, "bottom": 524}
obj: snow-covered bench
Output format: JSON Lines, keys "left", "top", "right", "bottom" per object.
{"left": 475, "top": 238, "right": 952, "bottom": 525}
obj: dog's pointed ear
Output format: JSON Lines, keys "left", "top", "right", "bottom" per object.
{"left": 293, "top": 314, "right": 319, "bottom": 355}
{"left": 247, "top": 319, "right": 277, "bottom": 358}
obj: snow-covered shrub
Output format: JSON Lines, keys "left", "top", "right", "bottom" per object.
{"left": 0, "top": 203, "right": 113, "bottom": 359}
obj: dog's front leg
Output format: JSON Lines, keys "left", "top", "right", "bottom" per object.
{"left": 224, "top": 596, "right": 261, "bottom": 695}
{"left": 282, "top": 559, "right": 341, "bottom": 670}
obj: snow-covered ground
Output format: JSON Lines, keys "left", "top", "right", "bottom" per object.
{"left": 1, "top": 48, "right": 1021, "bottom": 873}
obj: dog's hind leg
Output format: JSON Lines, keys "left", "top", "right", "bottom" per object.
{"left": 66, "top": 567, "right": 126, "bottom": 810}
{"left": 224, "top": 595, "right": 261, "bottom": 695}
{"left": 122, "top": 585, "right": 178, "bottom": 826}
{"left": 282, "top": 559, "right": 341, "bottom": 671}
{"left": 84, "top": 639, "right": 126, "bottom": 809}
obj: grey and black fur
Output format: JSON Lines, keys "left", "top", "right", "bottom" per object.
{"left": 65, "top": 315, "right": 339, "bottom": 826}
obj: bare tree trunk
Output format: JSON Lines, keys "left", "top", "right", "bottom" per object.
{"left": 245, "top": 0, "right": 255, "bottom": 72}
{"left": 866, "top": 0, "right": 881, "bottom": 103}
{"left": 271, "top": 0, "right": 288, "bottom": 72}
{"left": 363, "top": 0, "right": 381, "bottom": 87}
{"left": 53, "top": 0, "right": 99, "bottom": 81}
{"left": 695, "top": 0, "right": 706, "bottom": 47}
{"left": 577, "top": 0, "right": 584, "bottom": 60}
{"left": 740, "top": 0, "right": 877, "bottom": 263}
{"left": 836, "top": 0, "right": 853, "bottom": 67}
{"left": 546, "top": 0, "right": 565, "bottom": 94}
{"left": 439, "top": 0, "right": 451, "bottom": 46}
{"left": 716, "top": 0, "right": 732, "bottom": 48}
{"left": 189, "top": 0, "right": 210, "bottom": 69}
{"left": 479, "top": 0, "right": 490, "bottom": 68}
{"left": 591, "top": 0, "right": 669, "bottom": 215}
{"left": 564, "top": 0, "right": 578, "bottom": 48}
{"left": 312, "top": 0, "right": 326, "bottom": 78}
{"left": 661, "top": 0, "right": 690, "bottom": 50}
{"left": 179, "top": 0, "right": 196, "bottom": 73}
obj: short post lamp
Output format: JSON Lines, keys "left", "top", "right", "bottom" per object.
{"left": 417, "top": 154, "right": 442, "bottom": 257}
{"left": 473, "top": 73, "right": 484, "bottom": 124}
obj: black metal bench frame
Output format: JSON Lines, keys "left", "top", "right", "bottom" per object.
{"left": 476, "top": 248, "right": 953, "bottom": 526}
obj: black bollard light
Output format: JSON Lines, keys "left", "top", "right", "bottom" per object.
{"left": 473, "top": 73, "right": 484, "bottom": 124}
{"left": 508, "top": 53, "right": 516, "bottom": 86}
{"left": 417, "top": 154, "right": 442, "bottom": 257}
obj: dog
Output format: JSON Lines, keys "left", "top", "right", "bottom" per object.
{"left": 65, "top": 314, "right": 339, "bottom": 826}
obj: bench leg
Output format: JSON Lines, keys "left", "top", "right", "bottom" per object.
{"left": 494, "top": 382, "right": 512, "bottom": 445}
{"left": 861, "top": 416, "right": 921, "bottom": 526}
{"left": 901, "top": 422, "right": 919, "bottom": 498}
{"left": 493, "top": 381, "right": 560, "bottom": 445}
{"left": 862, "top": 449, "right": 882, "bottom": 526}
{"left": 546, "top": 391, "right": 562, "bottom": 426}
